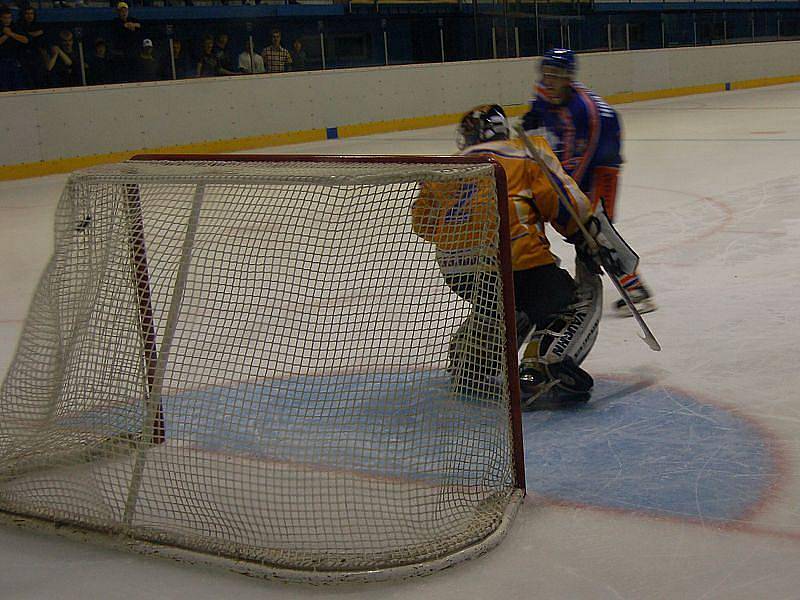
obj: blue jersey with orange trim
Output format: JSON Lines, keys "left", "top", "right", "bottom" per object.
{"left": 522, "top": 82, "right": 623, "bottom": 195}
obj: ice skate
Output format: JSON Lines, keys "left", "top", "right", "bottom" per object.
{"left": 614, "top": 285, "right": 656, "bottom": 317}
{"left": 519, "top": 362, "right": 559, "bottom": 409}
{"left": 519, "top": 357, "right": 593, "bottom": 409}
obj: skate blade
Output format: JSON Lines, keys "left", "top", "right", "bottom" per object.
{"left": 522, "top": 387, "right": 592, "bottom": 410}
{"left": 520, "top": 379, "right": 561, "bottom": 410}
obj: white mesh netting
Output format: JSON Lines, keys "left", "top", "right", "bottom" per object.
{"left": 0, "top": 158, "right": 522, "bottom": 581}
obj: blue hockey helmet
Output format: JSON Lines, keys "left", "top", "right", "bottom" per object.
{"left": 456, "top": 104, "right": 509, "bottom": 150}
{"left": 541, "top": 48, "right": 576, "bottom": 76}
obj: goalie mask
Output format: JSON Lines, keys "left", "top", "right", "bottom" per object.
{"left": 457, "top": 104, "right": 509, "bottom": 150}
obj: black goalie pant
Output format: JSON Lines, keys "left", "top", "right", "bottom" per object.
{"left": 513, "top": 263, "right": 577, "bottom": 340}
{"left": 443, "top": 262, "right": 577, "bottom": 378}
{"left": 443, "top": 262, "right": 575, "bottom": 337}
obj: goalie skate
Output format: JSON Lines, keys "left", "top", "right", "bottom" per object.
{"left": 614, "top": 285, "right": 657, "bottom": 317}
{"left": 519, "top": 357, "right": 593, "bottom": 409}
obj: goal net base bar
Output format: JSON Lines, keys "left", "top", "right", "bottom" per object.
{"left": 0, "top": 490, "right": 523, "bottom": 585}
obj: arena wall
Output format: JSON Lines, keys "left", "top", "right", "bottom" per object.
{"left": 2, "top": 40, "right": 799, "bottom": 179}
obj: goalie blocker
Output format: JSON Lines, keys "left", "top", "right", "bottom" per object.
{"left": 572, "top": 201, "right": 639, "bottom": 279}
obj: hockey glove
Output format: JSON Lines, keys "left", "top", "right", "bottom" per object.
{"left": 572, "top": 228, "right": 603, "bottom": 275}
{"left": 569, "top": 207, "right": 640, "bottom": 279}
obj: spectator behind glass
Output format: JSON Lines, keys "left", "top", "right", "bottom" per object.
{"left": 46, "top": 29, "right": 81, "bottom": 88}
{"left": 196, "top": 35, "right": 218, "bottom": 77}
{"left": 135, "top": 37, "right": 159, "bottom": 82}
{"left": 87, "top": 37, "right": 113, "bottom": 85}
{"left": 290, "top": 39, "right": 306, "bottom": 71}
{"left": 214, "top": 32, "right": 236, "bottom": 75}
{"left": 17, "top": 4, "right": 46, "bottom": 88}
{"left": 161, "top": 38, "right": 190, "bottom": 79}
{"left": 238, "top": 38, "right": 263, "bottom": 74}
{"left": 0, "top": 5, "right": 29, "bottom": 91}
{"left": 110, "top": 1, "right": 141, "bottom": 82}
{"left": 262, "top": 29, "right": 291, "bottom": 74}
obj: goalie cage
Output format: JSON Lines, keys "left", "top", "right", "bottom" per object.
{"left": 0, "top": 154, "right": 525, "bottom": 583}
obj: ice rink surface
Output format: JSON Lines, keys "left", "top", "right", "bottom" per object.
{"left": 2, "top": 82, "right": 800, "bottom": 599}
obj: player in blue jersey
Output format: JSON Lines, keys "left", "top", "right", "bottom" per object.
{"left": 521, "top": 48, "right": 656, "bottom": 316}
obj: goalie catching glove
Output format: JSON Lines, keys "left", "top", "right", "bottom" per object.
{"left": 570, "top": 202, "right": 639, "bottom": 278}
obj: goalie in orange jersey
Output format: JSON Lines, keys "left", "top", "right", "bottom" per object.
{"left": 412, "top": 104, "right": 636, "bottom": 405}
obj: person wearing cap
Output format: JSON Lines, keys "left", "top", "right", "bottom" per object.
{"left": 110, "top": 1, "right": 141, "bottom": 82}
{"left": 114, "top": 2, "right": 139, "bottom": 30}
{"left": 135, "top": 37, "right": 159, "bottom": 82}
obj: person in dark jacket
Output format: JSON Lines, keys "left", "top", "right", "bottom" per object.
{"left": 16, "top": 4, "right": 46, "bottom": 88}
{"left": 0, "top": 5, "right": 29, "bottom": 91}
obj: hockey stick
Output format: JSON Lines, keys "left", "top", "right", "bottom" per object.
{"left": 513, "top": 124, "right": 661, "bottom": 351}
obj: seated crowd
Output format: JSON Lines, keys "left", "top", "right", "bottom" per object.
{"left": 0, "top": 1, "right": 310, "bottom": 91}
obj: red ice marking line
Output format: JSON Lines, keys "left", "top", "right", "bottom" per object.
{"left": 529, "top": 496, "right": 800, "bottom": 543}
{"left": 145, "top": 439, "right": 483, "bottom": 492}
{"left": 644, "top": 377, "right": 789, "bottom": 526}
{"left": 529, "top": 375, "right": 796, "bottom": 542}
{"left": 625, "top": 184, "right": 735, "bottom": 257}
{"left": 723, "top": 229, "right": 785, "bottom": 235}
{"left": 750, "top": 131, "right": 787, "bottom": 135}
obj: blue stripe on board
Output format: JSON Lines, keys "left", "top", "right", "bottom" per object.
{"left": 326, "top": 127, "right": 339, "bottom": 140}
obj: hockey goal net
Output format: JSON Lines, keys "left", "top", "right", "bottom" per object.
{"left": 0, "top": 154, "right": 524, "bottom": 581}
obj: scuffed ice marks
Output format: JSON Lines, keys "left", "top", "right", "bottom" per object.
{"left": 522, "top": 377, "right": 778, "bottom": 523}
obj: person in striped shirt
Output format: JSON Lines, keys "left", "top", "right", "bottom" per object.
{"left": 522, "top": 48, "right": 656, "bottom": 316}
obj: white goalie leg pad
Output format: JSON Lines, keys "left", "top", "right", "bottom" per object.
{"left": 523, "top": 265, "right": 602, "bottom": 370}
{"left": 591, "top": 202, "right": 640, "bottom": 277}
{"left": 448, "top": 312, "right": 505, "bottom": 381}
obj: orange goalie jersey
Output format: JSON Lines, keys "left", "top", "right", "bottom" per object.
{"left": 412, "top": 135, "right": 593, "bottom": 271}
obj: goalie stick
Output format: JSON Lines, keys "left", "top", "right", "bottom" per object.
{"left": 513, "top": 124, "right": 661, "bottom": 352}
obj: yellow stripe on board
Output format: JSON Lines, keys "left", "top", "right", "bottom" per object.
{"left": 2, "top": 73, "right": 799, "bottom": 182}
{"left": 607, "top": 83, "right": 726, "bottom": 104}
{"left": 338, "top": 112, "right": 464, "bottom": 138}
{"left": 729, "top": 74, "right": 800, "bottom": 90}
{"left": 0, "top": 129, "right": 327, "bottom": 181}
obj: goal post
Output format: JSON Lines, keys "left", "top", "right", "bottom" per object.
{"left": 125, "top": 181, "right": 165, "bottom": 446}
{"left": 0, "top": 154, "right": 525, "bottom": 582}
